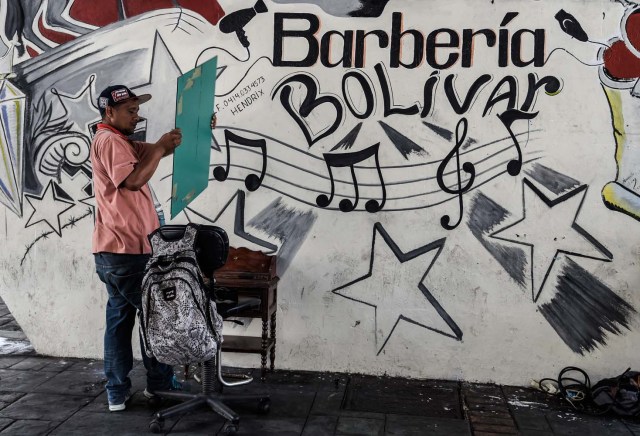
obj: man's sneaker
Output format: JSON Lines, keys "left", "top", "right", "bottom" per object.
{"left": 108, "top": 391, "right": 132, "bottom": 412}
{"left": 143, "top": 375, "right": 184, "bottom": 399}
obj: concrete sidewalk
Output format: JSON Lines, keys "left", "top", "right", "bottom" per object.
{"left": 0, "top": 298, "right": 638, "bottom": 435}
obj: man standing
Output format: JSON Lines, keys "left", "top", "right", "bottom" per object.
{"left": 91, "top": 85, "right": 182, "bottom": 412}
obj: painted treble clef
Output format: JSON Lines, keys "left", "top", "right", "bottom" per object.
{"left": 436, "top": 118, "right": 476, "bottom": 230}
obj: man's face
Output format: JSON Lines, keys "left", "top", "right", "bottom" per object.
{"left": 105, "top": 99, "right": 141, "bottom": 136}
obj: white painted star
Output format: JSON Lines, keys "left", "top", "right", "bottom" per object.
{"left": 50, "top": 74, "right": 100, "bottom": 135}
{"left": 333, "top": 223, "right": 462, "bottom": 355}
{"left": 131, "top": 32, "right": 182, "bottom": 143}
{"left": 24, "top": 180, "right": 75, "bottom": 236}
{"left": 491, "top": 179, "right": 612, "bottom": 302}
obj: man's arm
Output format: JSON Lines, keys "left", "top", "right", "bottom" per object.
{"left": 122, "top": 129, "right": 182, "bottom": 191}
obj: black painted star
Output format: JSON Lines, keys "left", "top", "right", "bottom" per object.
{"left": 332, "top": 223, "right": 462, "bottom": 355}
{"left": 24, "top": 180, "right": 75, "bottom": 236}
{"left": 490, "top": 179, "right": 613, "bottom": 302}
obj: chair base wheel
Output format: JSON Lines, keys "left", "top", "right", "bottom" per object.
{"left": 149, "top": 418, "right": 164, "bottom": 433}
{"left": 222, "top": 421, "right": 238, "bottom": 435}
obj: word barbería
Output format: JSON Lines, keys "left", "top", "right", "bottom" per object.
{"left": 273, "top": 12, "right": 545, "bottom": 69}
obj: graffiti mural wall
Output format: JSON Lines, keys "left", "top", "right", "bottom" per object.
{"left": 0, "top": 0, "right": 638, "bottom": 384}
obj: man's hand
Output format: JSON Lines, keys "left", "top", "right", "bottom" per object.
{"left": 157, "top": 128, "right": 182, "bottom": 156}
{"left": 211, "top": 113, "right": 217, "bottom": 129}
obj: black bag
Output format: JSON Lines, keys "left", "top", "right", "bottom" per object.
{"left": 591, "top": 369, "right": 640, "bottom": 416}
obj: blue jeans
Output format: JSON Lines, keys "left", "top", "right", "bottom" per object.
{"left": 94, "top": 252, "right": 174, "bottom": 404}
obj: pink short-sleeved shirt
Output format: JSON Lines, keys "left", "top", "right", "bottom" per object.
{"left": 91, "top": 124, "right": 159, "bottom": 254}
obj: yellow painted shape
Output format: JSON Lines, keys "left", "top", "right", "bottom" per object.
{"left": 603, "top": 87, "right": 626, "bottom": 164}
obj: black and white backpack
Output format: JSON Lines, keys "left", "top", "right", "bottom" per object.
{"left": 140, "top": 223, "right": 223, "bottom": 365}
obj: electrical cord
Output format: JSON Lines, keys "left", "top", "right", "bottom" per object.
{"left": 539, "top": 366, "right": 592, "bottom": 411}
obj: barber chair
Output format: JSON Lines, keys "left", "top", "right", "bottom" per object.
{"left": 146, "top": 224, "right": 270, "bottom": 435}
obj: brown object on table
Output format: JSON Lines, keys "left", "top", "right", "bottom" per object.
{"left": 214, "top": 247, "right": 279, "bottom": 381}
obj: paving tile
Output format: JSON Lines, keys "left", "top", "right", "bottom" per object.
{"left": 8, "top": 357, "right": 61, "bottom": 371}
{"left": 255, "top": 370, "right": 348, "bottom": 392}
{"left": 624, "top": 420, "right": 640, "bottom": 435}
{"left": 167, "top": 413, "right": 226, "bottom": 434}
{"left": 465, "top": 394, "right": 507, "bottom": 406}
{"left": 474, "top": 432, "right": 518, "bottom": 436}
{"left": 232, "top": 387, "right": 315, "bottom": 418}
{"left": 546, "top": 411, "right": 633, "bottom": 435}
{"left": 66, "top": 359, "right": 104, "bottom": 372}
{"left": 310, "top": 389, "right": 345, "bottom": 415}
{"left": 0, "top": 394, "right": 23, "bottom": 404}
{"left": 31, "top": 369, "right": 105, "bottom": 397}
{"left": 26, "top": 356, "right": 84, "bottom": 370}
{"left": 336, "top": 416, "right": 384, "bottom": 436}
{"left": 0, "top": 358, "right": 26, "bottom": 370}
{"left": 386, "top": 414, "right": 472, "bottom": 435}
{"left": 343, "top": 376, "right": 461, "bottom": 418}
{"left": 0, "top": 369, "right": 55, "bottom": 392}
{"left": 0, "top": 393, "right": 90, "bottom": 421}
{"left": 467, "top": 409, "right": 513, "bottom": 420}
{"left": 472, "top": 423, "right": 518, "bottom": 434}
{"left": 339, "top": 410, "right": 386, "bottom": 420}
{"left": 463, "top": 383, "right": 505, "bottom": 397}
{"left": 510, "top": 407, "right": 553, "bottom": 432}
{"left": 50, "top": 410, "right": 177, "bottom": 435}
{"left": 519, "top": 429, "right": 554, "bottom": 436}
{"left": 230, "top": 416, "right": 305, "bottom": 436}
{"left": 0, "top": 419, "right": 60, "bottom": 435}
{"left": 469, "top": 414, "right": 514, "bottom": 427}
{"left": 0, "top": 419, "right": 12, "bottom": 432}
{"left": 502, "top": 385, "right": 567, "bottom": 411}
{"left": 302, "top": 415, "right": 338, "bottom": 436}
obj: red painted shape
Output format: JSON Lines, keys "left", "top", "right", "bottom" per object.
{"left": 26, "top": 46, "right": 39, "bottom": 58}
{"left": 123, "top": 0, "right": 174, "bottom": 18}
{"left": 69, "top": 0, "right": 225, "bottom": 27}
{"left": 603, "top": 40, "right": 640, "bottom": 80}
{"left": 69, "top": 0, "right": 120, "bottom": 27}
{"left": 625, "top": 11, "right": 640, "bottom": 53}
{"left": 30, "top": 0, "right": 226, "bottom": 57}
{"left": 178, "top": 0, "right": 226, "bottom": 25}
{"left": 38, "top": 16, "right": 76, "bottom": 46}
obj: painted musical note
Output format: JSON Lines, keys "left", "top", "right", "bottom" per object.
{"left": 213, "top": 129, "right": 267, "bottom": 192}
{"left": 436, "top": 118, "right": 476, "bottom": 230}
{"left": 316, "top": 143, "right": 387, "bottom": 213}
{"left": 497, "top": 109, "right": 539, "bottom": 176}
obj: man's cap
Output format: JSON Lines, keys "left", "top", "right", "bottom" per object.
{"left": 97, "top": 85, "right": 151, "bottom": 115}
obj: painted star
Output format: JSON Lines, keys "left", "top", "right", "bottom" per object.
{"left": 185, "top": 189, "right": 278, "bottom": 253}
{"left": 24, "top": 180, "right": 75, "bottom": 236}
{"left": 130, "top": 31, "right": 182, "bottom": 143}
{"left": 50, "top": 74, "right": 101, "bottom": 135}
{"left": 332, "top": 223, "right": 462, "bottom": 355}
{"left": 79, "top": 195, "right": 96, "bottom": 217}
{"left": 490, "top": 179, "right": 613, "bottom": 302}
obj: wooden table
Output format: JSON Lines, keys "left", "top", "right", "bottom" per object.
{"left": 214, "top": 247, "right": 279, "bottom": 381}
